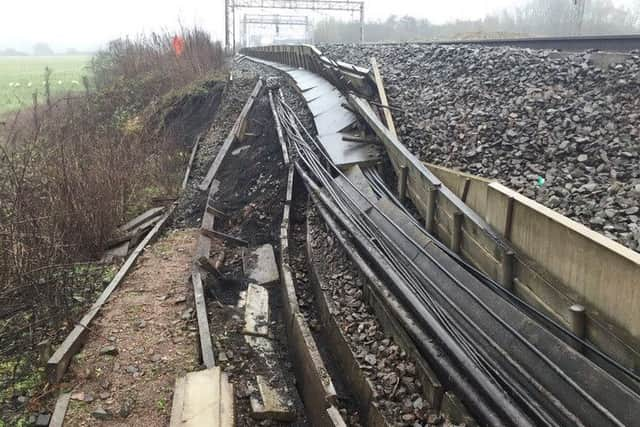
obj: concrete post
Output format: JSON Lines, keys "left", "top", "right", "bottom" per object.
{"left": 501, "top": 251, "right": 515, "bottom": 290}
{"left": 451, "top": 212, "right": 463, "bottom": 254}
{"left": 569, "top": 304, "right": 586, "bottom": 339}
{"left": 398, "top": 165, "right": 408, "bottom": 204}
{"left": 569, "top": 304, "right": 586, "bottom": 353}
{"left": 425, "top": 186, "right": 437, "bottom": 234}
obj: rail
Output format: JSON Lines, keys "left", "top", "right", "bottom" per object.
{"left": 365, "top": 34, "right": 640, "bottom": 53}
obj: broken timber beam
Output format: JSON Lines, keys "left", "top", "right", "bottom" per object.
{"left": 200, "top": 228, "right": 248, "bottom": 247}
{"left": 347, "top": 93, "right": 506, "bottom": 243}
{"left": 117, "top": 206, "right": 165, "bottom": 234}
{"left": 199, "top": 80, "right": 263, "bottom": 192}
{"left": 49, "top": 393, "right": 71, "bottom": 427}
{"left": 370, "top": 57, "right": 398, "bottom": 139}
{"left": 182, "top": 133, "right": 201, "bottom": 191}
{"left": 191, "top": 269, "right": 216, "bottom": 368}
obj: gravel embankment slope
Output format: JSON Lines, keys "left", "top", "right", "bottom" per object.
{"left": 323, "top": 44, "right": 640, "bottom": 251}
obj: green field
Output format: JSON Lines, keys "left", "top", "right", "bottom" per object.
{"left": 0, "top": 55, "right": 91, "bottom": 114}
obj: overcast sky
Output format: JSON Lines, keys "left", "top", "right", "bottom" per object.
{"left": 1, "top": 0, "right": 637, "bottom": 52}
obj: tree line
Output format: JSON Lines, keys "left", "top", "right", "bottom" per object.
{"left": 313, "top": 0, "right": 640, "bottom": 43}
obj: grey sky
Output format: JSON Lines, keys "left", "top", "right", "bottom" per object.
{"left": 1, "top": 0, "right": 637, "bottom": 52}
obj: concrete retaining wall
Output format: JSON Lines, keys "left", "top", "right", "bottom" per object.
{"left": 426, "top": 163, "right": 640, "bottom": 370}
{"left": 278, "top": 167, "right": 345, "bottom": 426}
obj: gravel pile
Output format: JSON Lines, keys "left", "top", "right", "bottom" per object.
{"left": 322, "top": 44, "right": 640, "bottom": 251}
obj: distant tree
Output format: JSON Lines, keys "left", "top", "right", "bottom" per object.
{"left": 0, "top": 48, "right": 28, "bottom": 56}
{"left": 33, "top": 42, "right": 54, "bottom": 56}
{"left": 313, "top": 0, "right": 640, "bottom": 43}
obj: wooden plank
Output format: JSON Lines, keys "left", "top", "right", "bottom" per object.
{"left": 191, "top": 269, "right": 216, "bottom": 368}
{"left": 243, "top": 284, "right": 270, "bottom": 337}
{"left": 199, "top": 80, "right": 263, "bottom": 192}
{"left": 201, "top": 228, "right": 248, "bottom": 247}
{"left": 169, "top": 376, "right": 187, "bottom": 427}
{"left": 47, "top": 207, "right": 174, "bottom": 383}
{"left": 117, "top": 206, "right": 165, "bottom": 233}
{"left": 370, "top": 57, "right": 397, "bottom": 139}
{"left": 326, "top": 406, "right": 348, "bottom": 427}
{"left": 195, "top": 212, "right": 215, "bottom": 259}
{"left": 49, "top": 392, "right": 71, "bottom": 427}
{"left": 206, "top": 205, "right": 229, "bottom": 218}
{"left": 181, "top": 134, "right": 201, "bottom": 191}
{"left": 347, "top": 94, "right": 505, "bottom": 244}
{"left": 108, "top": 215, "right": 163, "bottom": 248}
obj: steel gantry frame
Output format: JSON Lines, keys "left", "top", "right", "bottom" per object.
{"left": 241, "top": 14, "right": 312, "bottom": 47}
{"left": 225, "top": 0, "right": 365, "bottom": 51}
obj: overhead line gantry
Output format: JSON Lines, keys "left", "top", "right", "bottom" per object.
{"left": 225, "top": 0, "right": 365, "bottom": 51}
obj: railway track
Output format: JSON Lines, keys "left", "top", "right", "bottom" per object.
{"left": 366, "top": 33, "right": 640, "bottom": 52}
{"left": 242, "top": 44, "right": 640, "bottom": 426}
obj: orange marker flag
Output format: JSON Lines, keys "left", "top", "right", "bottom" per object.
{"left": 173, "top": 35, "right": 185, "bottom": 56}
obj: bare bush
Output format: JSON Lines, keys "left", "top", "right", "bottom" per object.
{"left": 0, "top": 26, "right": 224, "bottom": 419}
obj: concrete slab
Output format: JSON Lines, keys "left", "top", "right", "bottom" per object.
{"left": 243, "top": 244, "right": 280, "bottom": 287}
{"left": 250, "top": 375, "right": 296, "bottom": 422}
{"left": 170, "top": 367, "right": 234, "bottom": 427}
{"left": 243, "top": 284, "right": 270, "bottom": 337}
{"left": 317, "top": 133, "right": 382, "bottom": 168}
{"left": 314, "top": 109, "right": 357, "bottom": 137}
{"left": 183, "top": 368, "right": 220, "bottom": 424}
{"left": 302, "top": 81, "right": 338, "bottom": 103}
{"left": 332, "top": 165, "right": 379, "bottom": 212}
{"left": 308, "top": 92, "right": 346, "bottom": 117}
{"left": 289, "top": 70, "right": 325, "bottom": 91}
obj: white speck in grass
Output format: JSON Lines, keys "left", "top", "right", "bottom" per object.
{"left": 8, "top": 82, "right": 14, "bottom": 87}
{"left": 27, "top": 82, "right": 32, "bottom": 87}
{"left": 14, "top": 82, "right": 21, "bottom": 87}
{"left": 57, "top": 80, "right": 62, "bottom": 85}
{"left": 71, "top": 80, "right": 79, "bottom": 85}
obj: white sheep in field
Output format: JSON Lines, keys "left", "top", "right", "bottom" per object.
{"left": 8, "top": 82, "right": 14, "bottom": 87}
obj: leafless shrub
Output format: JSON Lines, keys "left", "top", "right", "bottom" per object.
{"left": 0, "top": 26, "right": 224, "bottom": 418}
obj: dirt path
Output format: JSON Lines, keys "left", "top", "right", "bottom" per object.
{"left": 62, "top": 229, "right": 199, "bottom": 426}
